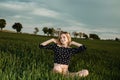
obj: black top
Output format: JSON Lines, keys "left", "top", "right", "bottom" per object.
{"left": 39, "top": 43, "right": 86, "bottom": 65}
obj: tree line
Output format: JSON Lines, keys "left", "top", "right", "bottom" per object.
{"left": 42, "top": 27, "right": 100, "bottom": 40}
{"left": 1, "top": 18, "right": 112, "bottom": 40}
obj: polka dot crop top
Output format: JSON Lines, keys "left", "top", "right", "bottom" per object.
{"left": 39, "top": 43, "right": 86, "bottom": 65}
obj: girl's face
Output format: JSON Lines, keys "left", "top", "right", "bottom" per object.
{"left": 60, "top": 34, "right": 68, "bottom": 45}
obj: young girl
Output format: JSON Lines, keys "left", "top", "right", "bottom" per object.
{"left": 39, "top": 32, "right": 89, "bottom": 77}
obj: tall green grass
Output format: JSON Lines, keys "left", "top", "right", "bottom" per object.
{"left": 0, "top": 32, "right": 120, "bottom": 80}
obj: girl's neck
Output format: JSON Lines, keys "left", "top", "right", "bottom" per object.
{"left": 57, "top": 42, "right": 69, "bottom": 48}
{"left": 61, "top": 44, "right": 68, "bottom": 48}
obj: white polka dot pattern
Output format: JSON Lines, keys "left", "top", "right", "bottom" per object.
{"left": 39, "top": 44, "right": 86, "bottom": 65}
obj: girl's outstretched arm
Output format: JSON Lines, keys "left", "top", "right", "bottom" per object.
{"left": 70, "top": 41, "right": 83, "bottom": 47}
{"left": 40, "top": 38, "right": 57, "bottom": 46}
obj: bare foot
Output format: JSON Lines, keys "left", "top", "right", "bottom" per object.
{"left": 76, "top": 69, "right": 89, "bottom": 77}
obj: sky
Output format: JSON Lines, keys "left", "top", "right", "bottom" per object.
{"left": 0, "top": 0, "right": 120, "bottom": 39}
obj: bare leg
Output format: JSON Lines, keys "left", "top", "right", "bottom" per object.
{"left": 52, "top": 63, "right": 68, "bottom": 74}
{"left": 66, "top": 69, "right": 89, "bottom": 77}
{"left": 52, "top": 65, "right": 62, "bottom": 74}
{"left": 52, "top": 63, "right": 89, "bottom": 77}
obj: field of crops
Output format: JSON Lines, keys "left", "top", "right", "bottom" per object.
{"left": 0, "top": 31, "right": 120, "bottom": 80}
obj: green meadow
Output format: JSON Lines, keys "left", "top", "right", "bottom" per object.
{"left": 0, "top": 31, "right": 120, "bottom": 80}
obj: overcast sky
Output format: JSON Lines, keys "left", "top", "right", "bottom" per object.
{"left": 0, "top": 0, "right": 120, "bottom": 39}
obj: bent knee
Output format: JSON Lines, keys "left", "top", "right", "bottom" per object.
{"left": 78, "top": 69, "right": 89, "bottom": 77}
{"left": 83, "top": 69, "right": 89, "bottom": 76}
{"left": 53, "top": 67, "right": 62, "bottom": 73}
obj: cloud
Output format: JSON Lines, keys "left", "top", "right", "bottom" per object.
{"left": 31, "top": 8, "right": 60, "bottom": 18}
{"left": 0, "top": 1, "right": 61, "bottom": 19}
{"left": 65, "top": 20, "right": 86, "bottom": 26}
{"left": 13, "top": 15, "right": 32, "bottom": 19}
{"left": 0, "top": 2, "right": 27, "bottom": 11}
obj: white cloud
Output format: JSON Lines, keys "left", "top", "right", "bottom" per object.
{"left": 13, "top": 15, "right": 32, "bottom": 19}
{"left": 0, "top": 1, "right": 61, "bottom": 19}
{"left": 61, "top": 25, "right": 90, "bottom": 34}
{"left": 0, "top": 2, "right": 26, "bottom": 10}
{"left": 31, "top": 8, "right": 60, "bottom": 18}
{"left": 41, "top": 22, "right": 55, "bottom": 27}
{"left": 0, "top": 1, "right": 60, "bottom": 19}
{"left": 13, "top": 15, "right": 22, "bottom": 18}
{"left": 66, "top": 20, "right": 86, "bottom": 26}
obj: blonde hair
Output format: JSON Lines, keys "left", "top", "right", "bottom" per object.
{"left": 57, "top": 32, "right": 71, "bottom": 46}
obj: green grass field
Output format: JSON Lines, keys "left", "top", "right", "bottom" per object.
{"left": 0, "top": 31, "right": 120, "bottom": 80}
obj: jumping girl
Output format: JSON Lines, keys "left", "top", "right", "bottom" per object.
{"left": 39, "top": 32, "right": 89, "bottom": 77}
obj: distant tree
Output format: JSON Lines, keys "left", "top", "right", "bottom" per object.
{"left": 72, "top": 32, "right": 79, "bottom": 38}
{"left": 53, "top": 28, "right": 62, "bottom": 37}
{"left": 115, "top": 37, "right": 119, "bottom": 41}
{"left": 12, "top": 23, "right": 23, "bottom": 33}
{"left": 79, "top": 32, "right": 83, "bottom": 38}
{"left": 42, "top": 27, "right": 48, "bottom": 36}
{"left": 54, "top": 30, "right": 58, "bottom": 36}
{"left": 89, "top": 34, "right": 100, "bottom": 40}
{"left": 0, "top": 19, "right": 6, "bottom": 30}
{"left": 56, "top": 28, "right": 61, "bottom": 36}
{"left": 83, "top": 33, "right": 88, "bottom": 39}
{"left": 34, "top": 27, "right": 39, "bottom": 35}
{"left": 48, "top": 28, "right": 55, "bottom": 36}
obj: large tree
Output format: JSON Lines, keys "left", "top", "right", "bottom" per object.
{"left": 42, "top": 27, "right": 48, "bottom": 36}
{"left": 12, "top": 23, "right": 23, "bottom": 33}
{"left": 48, "top": 28, "right": 55, "bottom": 36}
{"left": 72, "top": 32, "right": 79, "bottom": 38}
{"left": 0, "top": 19, "right": 6, "bottom": 30}
{"left": 83, "top": 33, "right": 88, "bottom": 39}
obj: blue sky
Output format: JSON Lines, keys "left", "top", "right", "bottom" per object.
{"left": 0, "top": 0, "right": 120, "bottom": 39}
